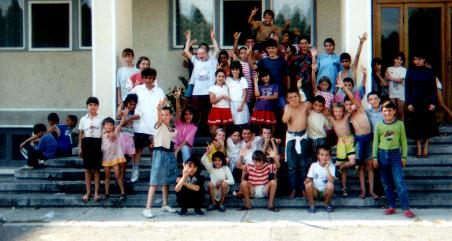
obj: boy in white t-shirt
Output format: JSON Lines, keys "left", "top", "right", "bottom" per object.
{"left": 385, "top": 52, "right": 407, "bottom": 120}
{"left": 116, "top": 48, "right": 139, "bottom": 106}
{"left": 307, "top": 95, "right": 330, "bottom": 163}
{"left": 304, "top": 144, "right": 335, "bottom": 213}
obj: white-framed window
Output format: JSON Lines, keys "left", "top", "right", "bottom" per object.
{"left": 79, "top": 0, "right": 91, "bottom": 49}
{"left": 28, "top": 0, "right": 72, "bottom": 51}
{"left": 0, "top": 0, "right": 25, "bottom": 49}
{"left": 173, "top": 0, "right": 315, "bottom": 49}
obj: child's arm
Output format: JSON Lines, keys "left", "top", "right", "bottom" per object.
{"left": 175, "top": 163, "right": 201, "bottom": 192}
{"left": 174, "top": 88, "right": 182, "bottom": 121}
{"left": 20, "top": 134, "right": 41, "bottom": 148}
{"left": 268, "top": 148, "right": 280, "bottom": 169}
{"left": 282, "top": 105, "right": 291, "bottom": 124}
{"left": 247, "top": 46, "right": 257, "bottom": 70}
{"left": 200, "top": 152, "right": 213, "bottom": 173}
{"left": 233, "top": 32, "right": 241, "bottom": 56}
{"left": 324, "top": 161, "right": 335, "bottom": 183}
{"left": 78, "top": 130, "right": 84, "bottom": 158}
{"left": 183, "top": 30, "right": 194, "bottom": 60}
{"left": 211, "top": 30, "right": 220, "bottom": 58}
{"left": 209, "top": 91, "right": 230, "bottom": 105}
{"left": 115, "top": 108, "right": 128, "bottom": 136}
{"left": 253, "top": 75, "right": 261, "bottom": 97}
{"left": 224, "top": 166, "right": 235, "bottom": 185}
{"left": 236, "top": 148, "right": 247, "bottom": 170}
{"left": 248, "top": 7, "right": 259, "bottom": 28}
{"left": 360, "top": 66, "right": 367, "bottom": 95}
{"left": 155, "top": 99, "right": 168, "bottom": 127}
{"left": 270, "top": 138, "right": 279, "bottom": 156}
{"left": 337, "top": 78, "right": 362, "bottom": 110}
{"left": 352, "top": 33, "right": 368, "bottom": 76}
{"left": 400, "top": 122, "right": 408, "bottom": 167}
{"left": 238, "top": 81, "right": 247, "bottom": 112}
{"left": 372, "top": 124, "right": 380, "bottom": 168}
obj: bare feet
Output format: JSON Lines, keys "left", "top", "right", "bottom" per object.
{"left": 94, "top": 194, "right": 101, "bottom": 202}
{"left": 288, "top": 190, "right": 296, "bottom": 199}
{"left": 82, "top": 193, "right": 92, "bottom": 203}
{"left": 359, "top": 192, "right": 366, "bottom": 199}
{"left": 370, "top": 193, "right": 379, "bottom": 200}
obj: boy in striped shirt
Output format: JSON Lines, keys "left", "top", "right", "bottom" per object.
{"left": 236, "top": 149, "right": 280, "bottom": 212}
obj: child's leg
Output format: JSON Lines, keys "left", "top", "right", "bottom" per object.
{"left": 323, "top": 182, "right": 334, "bottom": 206}
{"left": 220, "top": 181, "right": 229, "bottom": 205}
{"left": 162, "top": 185, "right": 170, "bottom": 207}
{"left": 304, "top": 179, "right": 316, "bottom": 207}
{"left": 240, "top": 180, "right": 252, "bottom": 208}
{"left": 415, "top": 140, "right": 422, "bottom": 156}
{"left": 340, "top": 155, "right": 356, "bottom": 170}
{"left": 83, "top": 169, "right": 92, "bottom": 199}
{"left": 94, "top": 169, "right": 100, "bottom": 199}
{"left": 389, "top": 153, "right": 410, "bottom": 210}
{"left": 367, "top": 161, "right": 378, "bottom": 198}
{"left": 113, "top": 165, "right": 125, "bottom": 195}
{"left": 145, "top": 185, "right": 158, "bottom": 209}
{"left": 378, "top": 151, "right": 396, "bottom": 209}
{"left": 422, "top": 139, "right": 430, "bottom": 156}
{"left": 340, "top": 170, "right": 347, "bottom": 189}
{"left": 207, "top": 182, "right": 217, "bottom": 205}
{"left": 358, "top": 165, "right": 366, "bottom": 198}
{"left": 104, "top": 166, "right": 111, "bottom": 195}
{"left": 210, "top": 125, "right": 218, "bottom": 137}
{"left": 267, "top": 180, "right": 277, "bottom": 208}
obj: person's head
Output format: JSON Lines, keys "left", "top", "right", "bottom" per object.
{"left": 214, "top": 128, "right": 226, "bottom": 143}
{"left": 332, "top": 103, "right": 345, "bottom": 119}
{"left": 252, "top": 150, "right": 266, "bottom": 168}
{"left": 281, "top": 31, "right": 294, "bottom": 45}
{"left": 393, "top": 52, "right": 405, "bottom": 67}
{"left": 412, "top": 52, "right": 426, "bottom": 67}
{"left": 241, "top": 125, "right": 253, "bottom": 142}
{"left": 215, "top": 69, "right": 226, "bottom": 86}
{"left": 65, "top": 115, "right": 78, "bottom": 128}
{"left": 212, "top": 151, "right": 227, "bottom": 169}
{"left": 218, "top": 50, "right": 229, "bottom": 64}
{"left": 160, "top": 107, "right": 172, "bottom": 125}
{"left": 245, "top": 37, "right": 255, "bottom": 48}
{"left": 367, "top": 91, "right": 381, "bottom": 109}
{"left": 33, "top": 123, "right": 47, "bottom": 136}
{"left": 47, "top": 112, "right": 59, "bottom": 126}
{"left": 313, "top": 95, "right": 326, "bottom": 113}
{"left": 371, "top": 57, "right": 382, "bottom": 72}
{"left": 121, "top": 48, "right": 134, "bottom": 65}
{"left": 340, "top": 53, "right": 351, "bottom": 69}
{"left": 298, "top": 35, "right": 310, "bottom": 52}
{"left": 286, "top": 88, "right": 301, "bottom": 107}
{"left": 186, "top": 156, "right": 201, "bottom": 176}
{"left": 141, "top": 68, "right": 157, "bottom": 88}
{"left": 230, "top": 61, "right": 243, "bottom": 79}
{"left": 262, "top": 9, "right": 275, "bottom": 26}
{"left": 123, "top": 93, "right": 138, "bottom": 112}
{"left": 382, "top": 101, "right": 397, "bottom": 122}
{"left": 265, "top": 39, "right": 278, "bottom": 58}
{"left": 316, "top": 144, "right": 331, "bottom": 166}
{"left": 102, "top": 117, "right": 115, "bottom": 132}
{"left": 199, "top": 42, "right": 210, "bottom": 53}
{"left": 261, "top": 126, "right": 272, "bottom": 139}
{"left": 323, "top": 38, "right": 335, "bottom": 54}
{"left": 86, "top": 97, "right": 99, "bottom": 114}
{"left": 136, "top": 56, "right": 150, "bottom": 70}
{"left": 239, "top": 46, "right": 248, "bottom": 61}
{"left": 181, "top": 106, "right": 195, "bottom": 124}
{"left": 229, "top": 127, "right": 241, "bottom": 143}
{"left": 343, "top": 77, "right": 355, "bottom": 90}
{"left": 344, "top": 96, "right": 353, "bottom": 113}
{"left": 258, "top": 68, "right": 273, "bottom": 85}
{"left": 318, "top": 76, "right": 332, "bottom": 92}
{"left": 196, "top": 45, "right": 208, "bottom": 61}
{"left": 285, "top": 44, "right": 297, "bottom": 58}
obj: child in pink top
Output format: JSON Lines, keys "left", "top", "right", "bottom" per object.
{"left": 174, "top": 88, "right": 198, "bottom": 163}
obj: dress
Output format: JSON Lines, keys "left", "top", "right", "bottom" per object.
{"left": 226, "top": 77, "right": 250, "bottom": 125}
{"left": 250, "top": 84, "right": 278, "bottom": 125}
{"left": 102, "top": 133, "right": 126, "bottom": 167}
{"left": 316, "top": 53, "right": 341, "bottom": 93}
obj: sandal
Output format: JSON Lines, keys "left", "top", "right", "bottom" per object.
{"left": 102, "top": 194, "right": 110, "bottom": 200}
{"left": 268, "top": 206, "right": 280, "bottom": 212}
{"left": 94, "top": 195, "right": 101, "bottom": 202}
{"left": 237, "top": 205, "right": 252, "bottom": 211}
{"left": 82, "top": 193, "right": 92, "bottom": 203}
{"left": 422, "top": 153, "right": 429, "bottom": 158}
{"left": 119, "top": 194, "right": 126, "bottom": 201}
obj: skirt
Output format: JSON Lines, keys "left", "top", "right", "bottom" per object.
{"left": 230, "top": 101, "right": 250, "bottom": 125}
{"left": 118, "top": 133, "right": 136, "bottom": 155}
{"left": 149, "top": 148, "right": 178, "bottom": 185}
{"left": 250, "top": 110, "right": 276, "bottom": 125}
{"left": 405, "top": 104, "right": 438, "bottom": 140}
{"left": 81, "top": 137, "right": 102, "bottom": 170}
{"left": 208, "top": 107, "right": 233, "bottom": 125}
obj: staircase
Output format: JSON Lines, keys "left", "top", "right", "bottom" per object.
{"left": 0, "top": 126, "right": 451, "bottom": 208}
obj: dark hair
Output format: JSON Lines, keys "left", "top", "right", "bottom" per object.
{"left": 136, "top": 56, "right": 150, "bottom": 69}
{"left": 33, "top": 123, "right": 47, "bottom": 134}
{"left": 340, "top": 53, "right": 351, "bottom": 61}
{"left": 161, "top": 106, "right": 172, "bottom": 114}
{"left": 383, "top": 101, "right": 396, "bottom": 110}
{"left": 257, "top": 68, "right": 274, "bottom": 85}
{"left": 371, "top": 57, "right": 382, "bottom": 68}
{"left": 367, "top": 91, "right": 380, "bottom": 100}
{"left": 181, "top": 106, "right": 195, "bottom": 124}
{"left": 282, "top": 31, "right": 295, "bottom": 44}
{"left": 318, "top": 76, "right": 332, "bottom": 91}
{"left": 252, "top": 150, "right": 266, "bottom": 162}
{"left": 218, "top": 50, "right": 229, "bottom": 62}
{"left": 412, "top": 52, "right": 426, "bottom": 59}
{"left": 141, "top": 68, "right": 157, "bottom": 78}
{"left": 123, "top": 93, "right": 138, "bottom": 108}
{"left": 239, "top": 46, "right": 247, "bottom": 52}
{"left": 316, "top": 144, "right": 331, "bottom": 155}
{"left": 343, "top": 77, "right": 355, "bottom": 87}
{"left": 212, "top": 151, "right": 227, "bottom": 167}
{"left": 241, "top": 125, "right": 252, "bottom": 134}
{"left": 333, "top": 102, "right": 345, "bottom": 110}
{"left": 263, "top": 9, "right": 275, "bottom": 18}
{"left": 314, "top": 95, "right": 326, "bottom": 105}
{"left": 286, "top": 88, "right": 300, "bottom": 97}
{"left": 199, "top": 42, "right": 210, "bottom": 53}
{"left": 229, "top": 126, "right": 241, "bottom": 135}
{"left": 215, "top": 69, "right": 226, "bottom": 78}
{"left": 67, "top": 115, "right": 78, "bottom": 125}
{"left": 86, "top": 96, "right": 99, "bottom": 105}
{"left": 324, "top": 38, "right": 335, "bottom": 46}
{"left": 230, "top": 61, "right": 243, "bottom": 78}
{"left": 344, "top": 95, "right": 351, "bottom": 102}
{"left": 287, "top": 44, "right": 297, "bottom": 55}
{"left": 102, "top": 117, "right": 115, "bottom": 127}
{"left": 299, "top": 35, "right": 310, "bottom": 43}
{"left": 122, "top": 48, "right": 134, "bottom": 57}
{"left": 265, "top": 39, "right": 278, "bottom": 48}
{"left": 394, "top": 52, "right": 405, "bottom": 64}
{"left": 47, "top": 112, "right": 59, "bottom": 123}
{"left": 186, "top": 156, "right": 201, "bottom": 175}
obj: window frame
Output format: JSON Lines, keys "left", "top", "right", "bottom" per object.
{"left": 28, "top": 0, "right": 73, "bottom": 51}
{"left": 0, "top": 0, "right": 26, "bottom": 50}
{"left": 78, "top": 0, "right": 91, "bottom": 49}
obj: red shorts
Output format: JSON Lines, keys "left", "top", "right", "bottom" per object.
{"left": 208, "top": 107, "right": 233, "bottom": 125}
{"left": 250, "top": 110, "right": 276, "bottom": 125}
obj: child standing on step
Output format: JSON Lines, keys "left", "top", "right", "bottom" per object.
{"left": 101, "top": 117, "right": 127, "bottom": 201}
{"left": 142, "top": 100, "right": 178, "bottom": 218}
{"left": 372, "top": 101, "right": 415, "bottom": 218}
{"left": 79, "top": 97, "right": 103, "bottom": 203}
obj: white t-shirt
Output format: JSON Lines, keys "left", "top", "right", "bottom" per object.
{"left": 307, "top": 111, "right": 330, "bottom": 139}
{"left": 307, "top": 161, "right": 335, "bottom": 191}
{"left": 241, "top": 136, "right": 263, "bottom": 165}
{"left": 225, "top": 77, "right": 248, "bottom": 102}
{"left": 208, "top": 85, "right": 230, "bottom": 108}
{"left": 386, "top": 66, "right": 406, "bottom": 100}
{"left": 129, "top": 84, "right": 165, "bottom": 135}
{"left": 78, "top": 114, "right": 103, "bottom": 138}
{"left": 191, "top": 56, "right": 217, "bottom": 96}
{"left": 116, "top": 66, "right": 139, "bottom": 101}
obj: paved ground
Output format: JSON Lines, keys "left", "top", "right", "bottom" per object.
{"left": 0, "top": 207, "right": 451, "bottom": 241}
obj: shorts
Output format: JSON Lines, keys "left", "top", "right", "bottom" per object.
{"left": 354, "top": 133, "right": 373, "bottom": 165}
{"left": 81, "top": 137, "right": 102, "bottom": 170}
{"left": 133, "top": 133, "right": 153, "bottom": 150}
{"left": 118, "top": 133, "right": 136, "bottom": 155}
{"left": 336, "top": 135, "right": 355, "bottom": 161}
{"left": 252, "top": 184, "right": 268, "bottom": 198}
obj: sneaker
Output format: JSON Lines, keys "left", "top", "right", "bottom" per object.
{"left": 20, "top": 148, "right": 28, "bottom": 160}
{"left": 142, "top": 209, "right": 154, "bottom": 218}
{"left": 161, "top": 205, "right": 177, "bottom": 213}
{"left": 194, "top": 208, "right": 204, "bottom": 216}
{"left": 341, "top": 187, "right": 348, "bottom": 197}
{"left": 325, "top": 205, "right": 334, "bottom": 213}
{"left": 218, "top": 205, "right": 226, "bottom": 212}
{"left": 178, "top": 209, "right": 188, "bottom": 216}
{"left": 206, "top": 204, "right": 216, "bottom": 211}
{"left": 308, "top": 207, "right": 316, "bottom": 213}
{"left": 403, "top": 210, "right": 415, "bottom": 218}
{"left": 384, "top": 208, "right": 397, "bottom": 215}
{"left": 130, "top": 169, "right": 139, "bottom": 183}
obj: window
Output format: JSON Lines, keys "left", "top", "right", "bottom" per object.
{"left": 0, "top": 0, "right": 24, "bottom": 48}
{"left": 79, "top": 0, "right": 91, "bottom": 48}
{"left": 29, "top": 1, "right": 71, "bottom": 50}
{"left": 173, "top": 0, "right": 315, "bottom": 49}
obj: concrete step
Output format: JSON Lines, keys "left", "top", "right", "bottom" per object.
{"left": 408, "top": 134, "right": 452, "bottom": 144}
{"left": 407, "top": 145, "right": 452, "bottom": 155}
{"left": 1, "top": 192, "right": 451, "bottom": 208}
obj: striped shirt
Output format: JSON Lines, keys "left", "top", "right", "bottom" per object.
{"left": 240, "top": 60, "right": 254, "bottom": 102}
{"left": 245, "top": 163, "right": 276, "bottom": 186}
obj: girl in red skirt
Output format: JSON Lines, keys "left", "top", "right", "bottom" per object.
{"left": 208, "top": 69, "right": 233, "bottom": 135}
{"left": 251, "top": 68, "right": 279, "bottom": 128}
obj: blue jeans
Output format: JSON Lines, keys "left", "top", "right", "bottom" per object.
{"left": 180, "top": 145, "right": 191, "bottom": 164}
{"left": 286, "top": 131, "right": 309, "bottom": 192}
{"left": 308, "top": 137, "right": 326, "bottom": 162}
{"left": 378, "top": 149, "right": 410, "bottom": 210}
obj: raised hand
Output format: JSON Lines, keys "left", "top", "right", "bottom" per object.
{"left": 233, "top": 32, "right": 241, "bottom": 40}
{"left": 336, "top": 79, "right": 345, "bottom": 89}
{"left": 250, "top": 7, "right": 258, "bottom": 16}
{"left": 158, "top": 99, "right": 168, "bottom": 109}
{"left": 359, "top": 32, "right": 368, "bottom": 43}
{"left": 185, "top": 30, "right": 191, "bottom": 41}
{"left": 210, "top": 29, "right": 216, "bottom": 41}
{"left": 173, "top": 87, "right": 182, "bottom": 98}
{"left": 360, "top": 66, "right": 367, "bottom": 75}
{"left": 310, "top": 47, "right": 317, "bottom": 57}
{"left": 239, "top": 147, "right": 248, "bottom": 158}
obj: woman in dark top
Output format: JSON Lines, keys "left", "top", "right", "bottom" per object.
{"left": 404, "top": 53, "right": 438, "bottom": 158}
